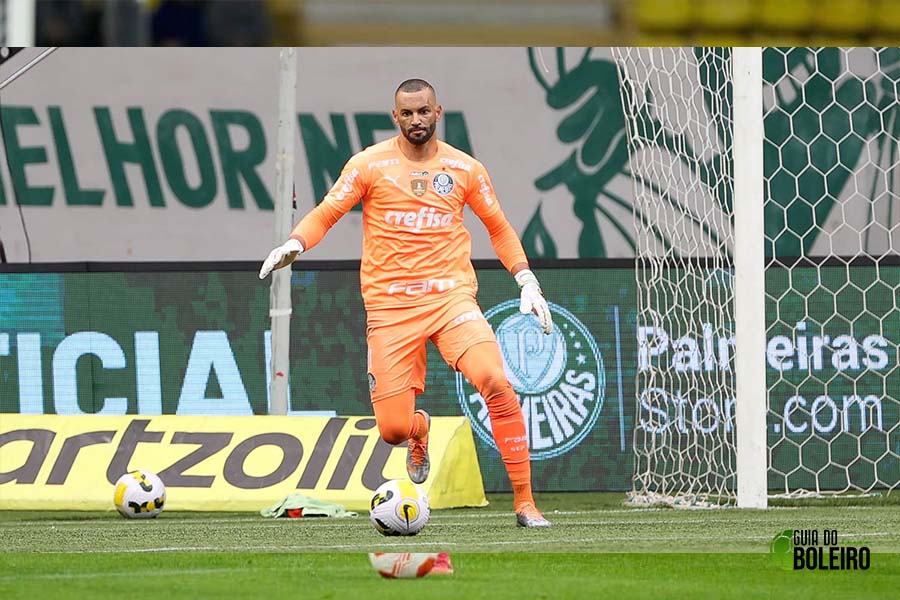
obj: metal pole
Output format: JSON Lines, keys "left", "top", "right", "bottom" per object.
{"left": 7, "top": 0, "right": 36, "bottom": 46}
{"left": 0, "top": 47, "right": 57, "bottom": 91}
{"left": 268, "top": 48, "right": 297, "bottom": 416}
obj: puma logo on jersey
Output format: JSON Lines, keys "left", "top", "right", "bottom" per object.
{"left": 387, "top": 278, "right": 456, "bottom": 296}
{"left": 384, "top": 207, "right": 454, "bottom": 232}
{"left": 383, "top": 174, "right": 401, "bottom": 188}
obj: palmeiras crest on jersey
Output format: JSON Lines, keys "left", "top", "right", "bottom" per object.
{"left": 456, "top": 299, "right": 605, "bottom": 460}
{"left": 432, "top": 172, "right": 455, "bottom": 196}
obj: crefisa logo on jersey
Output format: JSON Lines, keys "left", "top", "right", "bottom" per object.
{"left": 456, "top": 300, "right": 605, "bottom": 460}
{"left": 432, "top": 172, "right": 454, "bottom": 196}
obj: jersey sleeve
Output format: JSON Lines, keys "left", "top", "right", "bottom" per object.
{"left": 466, "top": 161, "right": 528, "bottom": 271}
{"left": 289, "top": 154, "right": 369, "bottom": 251}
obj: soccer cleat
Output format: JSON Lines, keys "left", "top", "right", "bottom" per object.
{"left": 515, "top": 502, "right": 552, "bottom": 528}
{"left": 429, "top": 552, "right": 454, "bottom": 576}
{"left": 406, "top": 410, "right": 431, "bottom": 484}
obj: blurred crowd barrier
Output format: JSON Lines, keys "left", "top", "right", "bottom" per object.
{"left": 8, "top": 0, "right": 898, "bottom": 47}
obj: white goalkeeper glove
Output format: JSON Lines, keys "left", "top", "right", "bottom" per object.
{"left": 515, "top": 269, "right": 553, "bottom": 334}
{"left": 259, "top": 238, "right": 304, "bottom": 279}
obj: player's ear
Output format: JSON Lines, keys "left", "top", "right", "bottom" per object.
{"left": 391, "top": 108, "right": 399, "bottom": 126}
{"left": 435, "top": 104, "right": 443, "bottom": 122}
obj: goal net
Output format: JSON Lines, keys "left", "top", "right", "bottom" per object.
{"left": 613, "top": 47, "right": 900, "bottom": 507}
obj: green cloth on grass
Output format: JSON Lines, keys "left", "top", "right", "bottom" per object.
{"left": 260, "top": 494, "right": 358, "bottom": 518}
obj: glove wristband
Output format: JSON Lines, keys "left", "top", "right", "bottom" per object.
{"left": 285, "top": 238, "right": 304, "bottom": 254}
{"left": 514, "top": 268, "right": 540, "bottom": 291}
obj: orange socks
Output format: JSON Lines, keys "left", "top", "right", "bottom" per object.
{"left": 490, "top": 408, "right": 535, "bottom": 510}
{"left": 410, "top": 409, "right": 428, "bottom": 441}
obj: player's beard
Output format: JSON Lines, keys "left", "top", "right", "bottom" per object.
{"left": 404, "top": 122, "right": 436, "bottom": 146}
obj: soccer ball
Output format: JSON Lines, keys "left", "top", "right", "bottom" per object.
{"left": 113, "top": 469, "right": 166, "bottom": 519}
{"left": 369, "top": 479, "right": 430, "bottom": 536}
{"left": 368, "top": 553, "right": 439, "bottom": 578}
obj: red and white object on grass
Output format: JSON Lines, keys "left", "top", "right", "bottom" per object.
{"left": 368, "top": 553, "right": 439, "bottom": 578}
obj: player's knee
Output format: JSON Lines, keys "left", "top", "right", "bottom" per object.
{"left": 378, "top": 420, "right": 411, "bottom": 446}
{"left": 474, "top": 367, "right": 512, "bottom": 401}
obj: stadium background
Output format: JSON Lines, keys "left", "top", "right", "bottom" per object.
{"left": 1, "top": 12, "right": 898, "bottom": 496}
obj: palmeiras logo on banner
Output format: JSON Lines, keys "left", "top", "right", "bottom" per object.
{"left": 456, "top": 299, "right": 605, "bottom": 460}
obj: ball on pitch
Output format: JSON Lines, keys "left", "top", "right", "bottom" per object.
{"left": 113, "top": 469, "right": 166, "bottom": 519}
{"left": 369, "top": 479, "right": 430, "bottom": 536}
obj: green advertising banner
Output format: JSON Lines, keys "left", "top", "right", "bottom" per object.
{"left": 0, "top": 266, "right": 637, "bottom": 493}
{"left": 1, "top": 264, "right": 897, "bottom": 492}
{"left": 765, "top": 265, "right": 900, "bottom": 490}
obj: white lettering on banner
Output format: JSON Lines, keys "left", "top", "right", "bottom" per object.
{"left": 1, "top": 329, "right": 283, "bottom": 415}
{"left": 383, "top": 207, "right": 454, "bottom": 232}
{"left": 638, "top": 322, "right": 892, "bottom": 374}
{"left": 459, "top": 300, "right": 606, "bottom": 460}
{"left": 638, "top": 387, "right": 886, "bottom": 436}
{"left": 177, "top": 331, "right": 252, "bottom": 416}
{"left": 469, "top": 372, "right": 597, "bottom": 452}
{"left": 783, "top": 394, "right": 884, "bottom": 434}
{"left": 53, "top": 332, "right": 128, "bottom": 415}
{"left": 387, "top": 279, "right": 455, "bottom": 296}
{"left": 332, "top": 168, "right": 360, "bottom": 201}
{"left": 135, "top": 331, "right": 163, "bottom": 414}
{"left": 638, "top": 387, "right": 736, "bottom": 435}
{"left": 439, "top": 158, "right": 472, "bottom": 172}
{"left": 17, "top": 334, "right": 44, "bottom": 415}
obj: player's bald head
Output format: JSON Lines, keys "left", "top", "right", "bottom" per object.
{"left": 395, "top": 78, "right": 436, "bottom": 101}
{"left": 393, "top": 79, "right": 441, "bottom": 147}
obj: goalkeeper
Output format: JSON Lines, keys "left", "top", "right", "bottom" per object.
{"left": 260, "top": 78, "right": 552, "bottom": 528}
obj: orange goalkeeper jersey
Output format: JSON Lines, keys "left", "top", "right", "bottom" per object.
{"left": 290, "top": 137, "right": 527, "bottom": 310}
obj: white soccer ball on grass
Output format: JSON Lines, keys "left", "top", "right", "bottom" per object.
{"left": 113, "top": 469, "right": 166, "bottom": 519}
{"left": 369, "top": 479, "right": 430, "bottom": 536}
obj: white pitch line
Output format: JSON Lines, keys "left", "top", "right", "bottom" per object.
{"left": 0, "top": 512, "right": 822, "bottom": 530}
{"left": 0, "top": 504, "right": 823, "bottom": 528}
{"left": 0, "top": 509, "right": 642, "bottom": 527}
{"left": 14, "top": 529, "right": 895, "bottom": 556}
{"left": 24, "top": 538, "right": 627, "bottom": 554}
{"left": 0, "top": 567, "right": 247, "bottom": 582}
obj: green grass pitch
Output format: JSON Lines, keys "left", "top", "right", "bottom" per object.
{"left": 3, "top": 493, "right": 899, "bottom": 599}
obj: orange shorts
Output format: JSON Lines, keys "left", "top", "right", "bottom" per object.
{"left": 366, "top": 293, "right": 497, "bottom": 402}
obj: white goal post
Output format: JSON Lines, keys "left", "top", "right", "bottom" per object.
{"left": 731, "top": 48, "right": 767, "bottom": 509}
{"left": 614, "top": 46, "right": 900, "bottom": 508}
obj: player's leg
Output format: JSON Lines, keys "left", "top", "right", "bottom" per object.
{"left": 431, "top": 300, "right": 550, "bottom": 527}
{"left": 455, "top": 341, "right": 549, "bottom": 527}
{"left": 371, "top": 388, "right": 429, "bottom": 441}
{"left": 366, "top": 308, "right": 430, "bottom": 482}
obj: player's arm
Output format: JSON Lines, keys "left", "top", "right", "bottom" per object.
{"left": 259, "top": 159, "right": 367, "bottom": 279}
{"left": 468, "top": 165, "right": 553, "bottom": 334}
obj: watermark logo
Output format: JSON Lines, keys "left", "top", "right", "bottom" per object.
{"left": 456, "top": 299, "right": 604, "bottom": 460}
{"left": 770, "top": 529, "right": 871, "bottom": 571}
